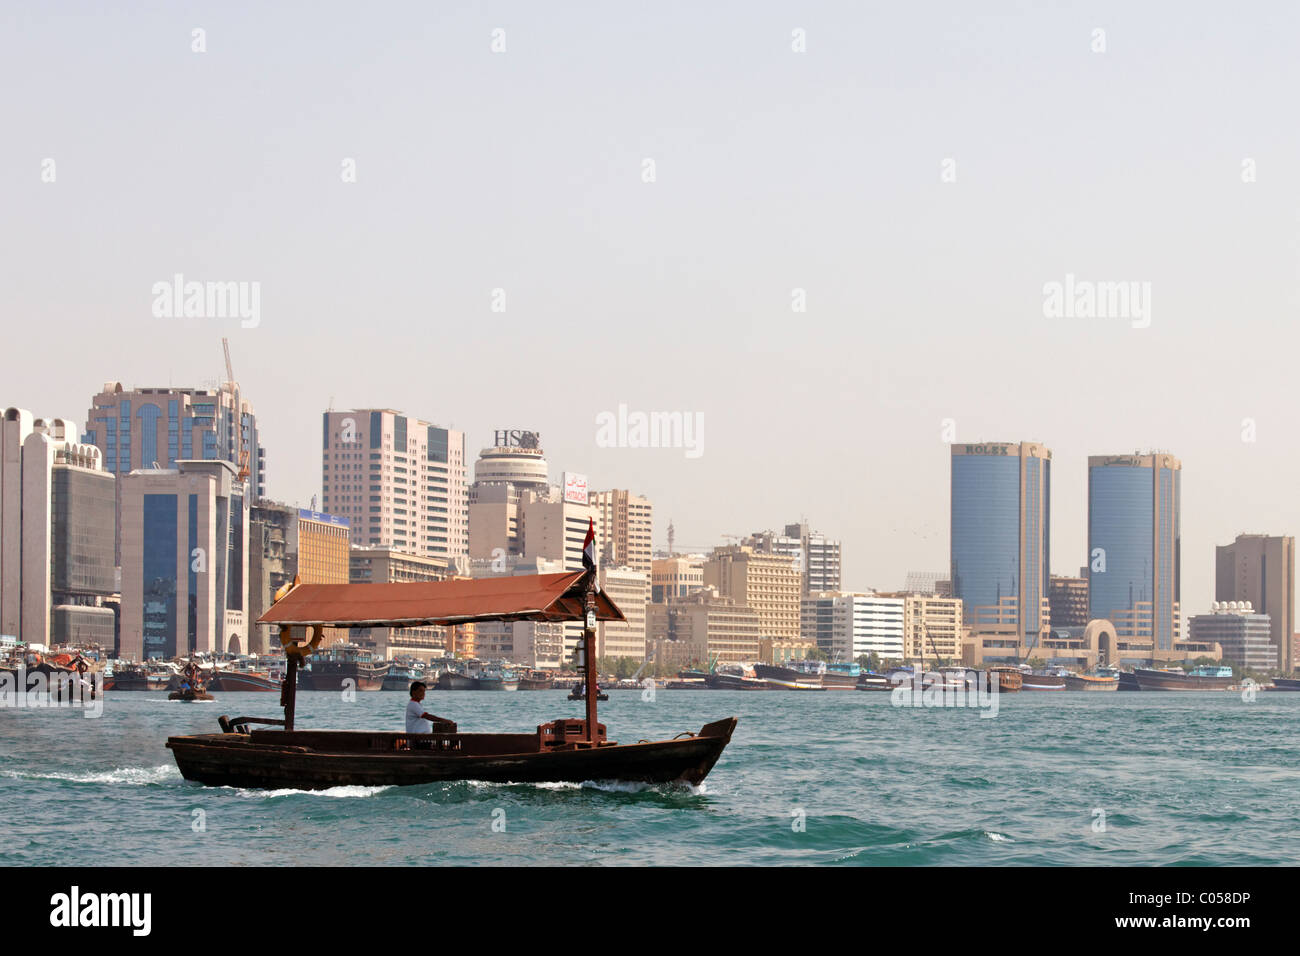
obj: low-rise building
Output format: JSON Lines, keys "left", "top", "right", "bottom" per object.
{"left": 647, "top": 587, "right": 761, "bottom": 666}
{"left": 348, "top": 547, "right": 466, "bottom": 660}
{"left": 1189, "top": 602, "right": 1275, "bottom": 672}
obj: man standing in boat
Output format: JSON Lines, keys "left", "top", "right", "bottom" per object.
{"left": 405, "top": 682, "right": 447, "bottom": 737}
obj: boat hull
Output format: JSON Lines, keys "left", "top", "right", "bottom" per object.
{"left": 1063, "top": 674, "right": 1119, "bottom": 691}
{"left": 760, "top": 678, "right": 826, "bottom": 691}
{"left": 1020, "top": 673, "right": 1067, "bottom": 691}
{"left": 856, "top": 676, "right": 892, "bottom": 691}
{"left": 705, "top": 673, "right": 770, "bottom": 690}
{"left": 983, "top": 668, "right": 1022, "bottom": 692}
{"left": 435, "top": 672, "right": 478, "bottom": 691}
{"left": 169, "top": 690, "right": 214, "bottom": 702}
{"left": 1133, "top": 668, "right": 1234, "bottom": 691}
{"left": 820, "top": 673, "right": 859, "bottom": 690}
{"left": 475, "top": 678, "right": 519, "bottom": 691}
{"left": 208, "top": 672, "right": 281, "bottom": 693}
{"left": 297, "top": 672, "right": 387, "bottom": 692}
{"left": 166, "top": 718, "right": 738, "bottom": 790}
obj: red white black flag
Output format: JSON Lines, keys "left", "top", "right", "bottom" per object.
{"left": 582, "top": 517, "right": 596, "bottom": 570}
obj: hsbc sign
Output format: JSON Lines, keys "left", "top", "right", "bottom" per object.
{"left": 493, "top": 429, "right": 540, "bottom": 449}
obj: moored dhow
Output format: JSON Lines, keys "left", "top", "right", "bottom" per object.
{"left": 856, "top": 671, "right": 891, "bottom": 691}
{"left": 983, "top": 666, "right": 1023, "bottom": 692}
{"left": 517, "top": 669, "right": 555, "bottom": 691}
{"left": 706, "top": 665, "right": 771, "bottom": 690}
{"left": 166, "top": 565, "right": 737, "bottom": 789}
{"left": 1117, "top": 671, "right": 1142, "bottom": 691}
{"left": 435, "top": 663, "right": 478, "bottom": 691}
{"left": 207, "top": 667, "right": 281, "bottom": 693}
{"left": 1063, "top": 671, "right": 1119, "bottom": 691}
{"left": 1020, "top": 667, "right": 1068, "bottom": 691}
{"left": 296, "top": 643, "right": 390, "bottom": 691}
{"left": 380, "top": 658, "right": 429, "bottom": 691}
{"left": 821, "top": 660, "right": 861, "bottom": 690}
{"left": 474, "top": 662, "right": 519, "bottom": 691}
{"left": 1133, "top": 665, "right": 1235, "bottom": 691}
{"left": 752, "top": 660, "right": 825, "bottom": 690}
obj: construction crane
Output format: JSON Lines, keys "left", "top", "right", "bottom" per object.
{"left": 631, "top": 644, "right": 656, "bottom": 683}
{"left": 222, "top": 338, "right": 251, "bottom": 483}
{"left": 923, "top": 622, "right": 950, "bottom": 670}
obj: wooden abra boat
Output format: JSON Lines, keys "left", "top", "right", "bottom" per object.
{"left": 168, "top": 661, "right": 214, "bottom": 701}
{"left": 166, "top": 563, "right": 737, "bottom": 790}
{"left": 168, "top": 716, "right": 736, "bottom": 789}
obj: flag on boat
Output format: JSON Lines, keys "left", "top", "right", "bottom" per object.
{"left": 582, "top": 517, "right": 597, "bottom": 570}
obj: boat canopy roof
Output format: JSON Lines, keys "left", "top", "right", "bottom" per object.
{"left": 257, "top": 570, "right": 625, "bottom": 629}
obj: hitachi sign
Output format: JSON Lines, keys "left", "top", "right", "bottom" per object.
{"left": 493, "top": 429, "right": 540, "bottom": 449}
{"left": 963, "top": 444, "right": 1011, "bottom": 456}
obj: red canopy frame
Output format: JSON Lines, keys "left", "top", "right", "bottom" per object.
{"left": 258, "top": 570, "right": 625, "bottom": 628}
{"left": 258, "top": 569, "right": 619, "bottom": 740}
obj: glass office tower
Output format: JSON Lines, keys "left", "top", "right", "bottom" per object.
{"left": 950, "top": 442, "right": 1051, "bottom": 643}
{"left": 1087, "top": 453, "right": 1181, "bottom": 652}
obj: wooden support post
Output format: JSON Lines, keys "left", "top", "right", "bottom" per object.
{"left": 283, "top": 655, "right": 298, "bottom": 732}
{"left": 279, "top": 624, "right": 298, "bottom": 732}
{"left": 584, "top": 570, "right": 598, "bottom": 745}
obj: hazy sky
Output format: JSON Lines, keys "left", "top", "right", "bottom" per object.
{"left": 3, "top": 2, "right": 1298, "bottom": 617}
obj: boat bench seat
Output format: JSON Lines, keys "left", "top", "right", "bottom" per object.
{"left": 248, "top": 728, "right": 458, "bottom": 752}
{"left": 392, "top": 735, "right": 462, "bottom": 752}
{"left": 538, "top": 718, "right": 606, "bottom": 749}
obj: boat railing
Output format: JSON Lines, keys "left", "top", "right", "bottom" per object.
{"left": 219, "top": 715, "right": 287, "bottom": 735}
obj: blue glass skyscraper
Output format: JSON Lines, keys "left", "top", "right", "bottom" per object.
{"left": 950, "top": 442, "right": 1051, "bottom": 646}
{"left": 1088, "top": 453, "right": 1181, "bottom": 654}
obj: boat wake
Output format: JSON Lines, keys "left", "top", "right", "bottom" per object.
{"left": 0, "top": 764, "right": 180, "bottom": 786}
{"left": 467, "top": 778, "right": 708, "bottom": 796}
{"left": 234, "top": 785, "right": 394, "bottom": 799}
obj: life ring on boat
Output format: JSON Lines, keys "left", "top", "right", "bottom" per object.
{"left": 280, "top": 623, "right": 324, "bottom": 659}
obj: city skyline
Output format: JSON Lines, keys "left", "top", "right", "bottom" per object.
{"left": 5, "top": 4, "right": 1299, "bottom": 621}
{"left": 4, "top": 378, "right": 1294, "bottom": 625}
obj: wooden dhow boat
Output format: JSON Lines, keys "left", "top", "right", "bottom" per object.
{"left": 166, "top": 561, "right": 737, "bottom": 790}
{"left": 1019, "top": 667, "right": 1068, "bottom": 691}
{"left": 1132, "top": 665, "right": 1235, "bottom": 691}
{"left": 1063, "top": 670, "right": 1119, "bottom": 691}
{"left": 983, "top": 666, "right": 1023, "bottom": 692}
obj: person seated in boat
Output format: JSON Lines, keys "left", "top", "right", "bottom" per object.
{"left": 405, "top": 682, "right": 447, "bottom": 735}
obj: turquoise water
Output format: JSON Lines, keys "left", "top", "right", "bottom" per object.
{"left": 2, "top": 689, "right": 1298, "bottom": 865}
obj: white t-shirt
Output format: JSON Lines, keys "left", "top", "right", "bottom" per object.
{"left": 406, "top": 698, "right": 431, "bottom": 734}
